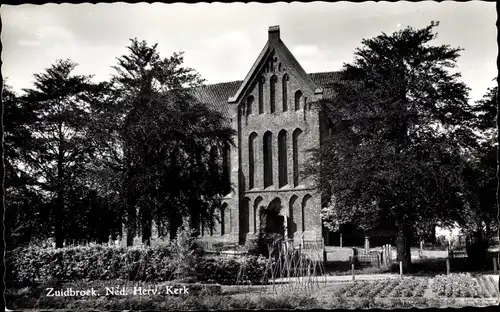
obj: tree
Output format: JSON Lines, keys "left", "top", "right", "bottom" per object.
{"left": 306, "top": 21, "right": 474, "bottom": 271}
{"left": 3, "top": 83, "right": 52, "bottom": 249}
{"left": 21, "top": 59, "right": 107, "bottom": 248}
{"left": 460, "top": 84, "right": 498, "bottom": 268}
{"left": 108, "top": 39, "right": 234, "bottom": 245}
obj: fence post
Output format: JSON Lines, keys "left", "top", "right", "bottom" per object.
{"left": 384, "top": 244, "right": 388, "bottom": 266}
{"left": 377, "top": 253, "right": 380, "bottom": 268}
{"left": 446, "top": 257, "right": 450, "bottom": 275}
{"left": 322, "top": 238, "right": 327, "bottom": 263}
{"left": 340, "top": 232, "right": 343, "bottom": 248}
{"left": 364, "top": 236, "right": 370, "bottom": 254}
{"left": 399, "top": 261, "right": 403, "bottom": 278}
{"left": 352, "top": 263, "right": 355, "bottom": 281}
{"left": 493, "top": 257, "right": 498, "bottom": 273}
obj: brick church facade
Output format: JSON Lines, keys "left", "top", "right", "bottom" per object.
{"left": 190, "top": 25, "right": 342, "bottom": 246}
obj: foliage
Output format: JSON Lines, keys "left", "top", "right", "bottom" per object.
{"left": 431, "top": 273, "right": 482, "bottom": 298}
{"left": 5, "top": 60, "right": 119, "bottom": 248}
{"left": 6, "top": 245, "right": 268, "bottom": 286}
{"left": 335, "top": 279, "right": 429, "bottom": 298}
{"left": 168, "top": 216, "right": 200, "bottom": 282}
{"left": 306, "top": 21, "right": 478, "bottom": 271}
{"left": 6, "top": 38, "right": 235, "bottom": 249}
{"left": 100, "top": 38, "right": 235, "bottom": 244}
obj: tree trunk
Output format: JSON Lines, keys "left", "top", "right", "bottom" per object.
{"left": 126, "top": 196, "right": 136, "bottom": 247}
{"left": 395, "top": 223, "right": 412, "bottom": 272}
{"left": 55, "top": 123, "right": 65, "bottom": 248}
{"left": 141, "top": 207, "right": 152, "bottom": 246}
{"left": 428, "top": 224, "right": 437, "bottom": 245}
{"left": 124, "top": 145, "right": 137, "bottom": 247}
{"left": 466, "top": 230, "right": 488, "bottom": 270}
{"left": 169, "top": 212, "right": 182, "bottom": 241}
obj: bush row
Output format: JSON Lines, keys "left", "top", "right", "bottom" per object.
{"left": 6, "top": 245, "right": 269, "bottom": 285}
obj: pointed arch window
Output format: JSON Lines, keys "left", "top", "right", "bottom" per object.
{"left": 270, "top": 75, "right": 277, "bottom": 113}
{"left": 263, "top": 131, "right": 273, "bottom": 188}
{"left": 222, "top": 143, "right": 231, "bottom": 193}
{"left": 247, "top": 95, "right": 254, "bottom": 115}
{"left": 278, "top": 130, "right": 288, "bottom": 187}
{"left": 248, "top": 132, "right": 258, "bottom": 189}
{"left": 292, "top": 128, "right": 303, "bottom": 187}
{"left": 209, "top": 146, "right": 220, "bottom": 177}
{"left": 282, "top": 74, "right": 289, "bottom": 112}
{"left": 258, "top": 77, "right": 265, "bottom": 114}
{"left": 295, "top": 90, "right": 302, "bottom": 111}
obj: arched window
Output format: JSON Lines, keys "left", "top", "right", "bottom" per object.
{"left": 263, "top": 131, "right": 273, "bottom": 188}
{"left": 248, "top": 132, "right": 258, "bottom": 189}
{"left": 222, "top": 143, "right": 231, "bottom": 193}
{"left": 270, "top": 75, "right": 277, "bottom": 113}
{"left": 221, "top": 204, "right": 227, "bottom": 235}
{"left": 278, "top": 130, "right": 288, "bottom": 187}
{"left": 247, "top": 95, "right": 254, "bottom": 115}
{"left": 282, "top": 74, "right": 289, "bottom": 112}
{"left": 209, "top": 146, "right": 219, "bottom": 177}
{"left": 295, "top": 90, "right": 302, "bottom": 111}
{"left": 301, "top": 195, "right": 312, "bottom": 232}
{"left": 258, "top": 76, "right": 265, "bottom": 114}
{"left": 292, "top": 128, "right": 303, "bottom": 187}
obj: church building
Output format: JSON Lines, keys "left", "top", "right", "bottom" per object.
{"left": 192, "top": 25, "right": 342, "bottom": 246}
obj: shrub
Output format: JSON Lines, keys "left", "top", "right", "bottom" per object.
{"left": 168, "top": 216, "right": 202, "bottom": 282}
{"left": 6, "top": 244, "right": 177, "bottom": 284}
{"left": 194, "top": 255, "right": 268, "bottom": 285}
{"left": 7, "top": 243, "right": 269, "bottom": 286}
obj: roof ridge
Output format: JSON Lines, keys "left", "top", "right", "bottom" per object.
{"left": 201, "top": 70, "right": 341, "bottom": 88}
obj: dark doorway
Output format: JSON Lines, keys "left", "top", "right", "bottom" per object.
{"left": 262, "top": 198, "right": 285, "bottom": 236}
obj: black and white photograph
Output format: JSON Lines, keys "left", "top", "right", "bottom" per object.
{"left": 2, "top": 1, "right": 499, "bottom": 310}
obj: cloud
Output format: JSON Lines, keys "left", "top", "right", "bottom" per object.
{"left": 18, "top": 39, "right": 40, "bottom": 47}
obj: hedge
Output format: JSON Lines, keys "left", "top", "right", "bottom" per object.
{"left": 6, "top": 245, "right": 269, "bottom": 285}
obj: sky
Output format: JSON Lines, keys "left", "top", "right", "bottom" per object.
{"left": 1, "top": 2, "right": 497, "bottom": 103}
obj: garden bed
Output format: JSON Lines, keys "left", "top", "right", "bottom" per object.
{"left": 335, "top": 277, "right": 428, "bottom": 298}
{"left": 334, "top": 273, "right": 499, "bottom": 300}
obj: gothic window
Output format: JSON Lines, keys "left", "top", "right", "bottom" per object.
{"left": 282, "top": 74, "right": 289, "bottom": 112}
{"left": 292, "top": 128, "right": 303, "bottom": 187}
{"left": 248, "top": 132, "right": 258, "bottom": 189}
{"left": 263, "top": 131, "right": 273, "bottom": 188}
{"left": 247, "top": 95, "right": 254, "bottom": 115}
{"left": 278, "top": 130, "right": 288, "bottom": 187}
{"left": 295, "top": 90, "right": 302, "bottom": 111}
{"left": 222, "top": 143, "right": 231, "bottom": 193}
{"left": 258, "top": 77, "right": 265, "bottom": 114}
{"left": 270, "top": 75, "right": 277, "bottom": 113}
{"left": 301, "top": 195, "right": 312, "bottom": 232}
{"left": 221, "top": 204, "right": 227, "bottom": 235}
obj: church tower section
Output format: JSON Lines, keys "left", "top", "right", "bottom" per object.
{"left": 229, "top": 26, "right": 324, "bottom": 245}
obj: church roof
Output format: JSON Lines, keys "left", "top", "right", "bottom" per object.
{"left": 193, "top": 71, "right": 342, "bottom": 119}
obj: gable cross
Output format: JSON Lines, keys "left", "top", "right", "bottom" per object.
{"left": 270, "top": 56, "right": 278, "bottom": 72}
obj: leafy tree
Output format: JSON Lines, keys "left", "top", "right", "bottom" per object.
{"left": 459, "top": 84, "right": 498, "bottom": 267}
{"left": 20, "top": 59, "right": 110, "bottom": 248}
{"left": 107, "top": 39, "right": 234, "bottom": 245}
{"left": 306, "top": 21, "right": 474, "bottom": 271}
{"left": 3, "top": 83, "right": 52, "bottom": 249}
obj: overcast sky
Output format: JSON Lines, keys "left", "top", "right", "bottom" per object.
{"left": 1, "top": 2, "right": 496, "bottom": 103}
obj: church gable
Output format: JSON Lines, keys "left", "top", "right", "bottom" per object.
{"left": 229, "top": 25, "right": 320, "bottom": 106}
{"left": 192, "top": 25, "right": 344, "bottom": 120}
